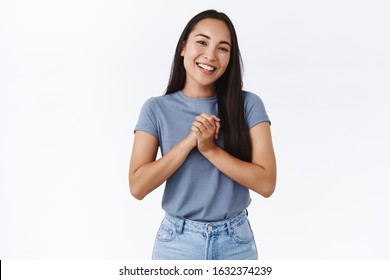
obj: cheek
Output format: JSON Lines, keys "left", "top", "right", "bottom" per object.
{"left": 183, "top": 50, "right": 198, "bottom": 65}
{"left": 220, "top": 56, "right": 230, "bottom": 72}
{"left": 188, "top": 48, "right": 202, "bottom": 60}
{"left": 182, "top": 56, "right": 193, "bottom": 71}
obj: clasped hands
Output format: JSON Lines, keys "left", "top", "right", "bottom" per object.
{"left": 188, "top": 113, "right": 220, "bottom": 154}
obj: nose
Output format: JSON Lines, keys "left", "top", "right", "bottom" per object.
{"left": 203, "top": 47, "right": 217, "bottom": 61}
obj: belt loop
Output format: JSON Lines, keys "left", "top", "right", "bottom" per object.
{"left": 226, "top": 220, "right": 233, "bottom": 236}
{"left": 176, "top": 217, "right": 185, "bottom": 234}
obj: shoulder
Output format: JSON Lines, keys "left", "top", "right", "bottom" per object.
{"left": 242, "top": 91, "right": 270, "bottom": 127}
{"left": 243, "top": 91, "right": 264, "bottom": 104}
{"left": 142, "top": 91, "right": 180, "bottom": 107}
{"left": 242, "top": 91, "right": 266, "bottom": 111}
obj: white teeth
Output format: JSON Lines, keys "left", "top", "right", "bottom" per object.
{"left": 197, "top": 63, "right": 215, "bottom": 71}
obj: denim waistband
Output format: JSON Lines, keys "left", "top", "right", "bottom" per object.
{"left": 164, "top": 210, "right": 248, "bottom": 235}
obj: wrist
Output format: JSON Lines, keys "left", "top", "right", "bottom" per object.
{"left": 181, "top": 134, "right": 197, "bottom": 151}
{"left": 200, "top": 144, "right": 218, "bottom": 159}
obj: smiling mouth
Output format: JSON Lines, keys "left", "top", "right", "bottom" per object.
{"left": 196, "top": 63, "right": 216, "bottom": 72}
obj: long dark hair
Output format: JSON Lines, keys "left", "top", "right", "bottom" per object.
{"left": 165, "top": 10, "right": 251, "bottom": 162}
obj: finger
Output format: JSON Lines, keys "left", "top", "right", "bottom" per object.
{"left": 210, "top": 114, "right": 221, "bottom": 136}
{"left": 192, "top": 121, "right": 206, "bottom": 133}
{"left": 196, "top": 115, "right": 214, "bottom": 129}
{"left": 211, "top": 115, "right": 221, "bottom": 122}
{"left": 200, "top": 113, "right": 216, "bottom": 125}
{"left": 191, "top": 125, "right": 201, "bottom": 136}
{"left": 215, "top": 121, "right": 220, "bottom": 139}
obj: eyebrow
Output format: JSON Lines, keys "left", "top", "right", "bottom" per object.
{"left": 194, "top": 34, "right": 231, "bottom": 47}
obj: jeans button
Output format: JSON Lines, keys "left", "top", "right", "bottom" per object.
{"left": 207, "top": 225, "right": 213, "bottom": 232}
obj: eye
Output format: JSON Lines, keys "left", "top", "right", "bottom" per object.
{"left": 196, "top": 41, "right": 207, "bottom": 46}
{"left": 219, "top": 47, "right": 230, "bottom": 52}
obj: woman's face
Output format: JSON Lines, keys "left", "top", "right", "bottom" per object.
{"left": 181, "top": 18, "right": 231, "bottom": 93}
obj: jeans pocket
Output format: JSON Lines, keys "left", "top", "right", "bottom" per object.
{"left": 232, "top": 220, "right": 254, "bottom": 244}
{"left": 156, "top": 219, "right": 177, "bottom": 242}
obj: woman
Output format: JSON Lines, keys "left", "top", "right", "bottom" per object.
{"left": 129, "top": 9, "right": 276, "bottom": 260}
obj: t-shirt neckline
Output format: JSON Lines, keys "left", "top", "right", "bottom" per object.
{"left": 178, "top": 90, "right": 217, "bottom": 103}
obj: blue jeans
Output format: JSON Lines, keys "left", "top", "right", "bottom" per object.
{"left": 152, "top": 210, "right": 258, "bottom": 260}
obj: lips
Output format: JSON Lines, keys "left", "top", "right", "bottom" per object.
{"left": 196, "top": 63, "right": 216, "bottom": 72}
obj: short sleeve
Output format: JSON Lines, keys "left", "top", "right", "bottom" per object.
{"left": 134, "top": 97, "right": 159, "bottom": 138}
{"left": 244, "top": 92, "right": 270, "bottom": 128}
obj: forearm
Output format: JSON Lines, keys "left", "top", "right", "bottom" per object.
{"left": 130, "top": 139, "right": 194, "bottom": 200}
{"left": 201, "top": 146, "right": 276, "bottom": 197}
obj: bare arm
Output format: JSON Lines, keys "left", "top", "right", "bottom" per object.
{"left": 192, "top": 115, "right": 276, "bottom": 198}
{"left": 128, "top": 131, "right": 197, "bottom": 200}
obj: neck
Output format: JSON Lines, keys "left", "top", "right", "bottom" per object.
{"left": 181, "top": 84, "right": 215, "bottom": 98}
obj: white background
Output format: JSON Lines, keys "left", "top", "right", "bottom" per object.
{"left": 1, "top": 0, "right": 389, "bottom": 259}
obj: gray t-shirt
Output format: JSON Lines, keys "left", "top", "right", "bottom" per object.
{"left": 135, "top": 90, "right": 269, "bottom": 221}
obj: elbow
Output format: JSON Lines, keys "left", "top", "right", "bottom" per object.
{"left": 261, "top": 186, "right": 275, "bottom": 198}
{"left": 262, "top": 168, "right": 277, "bottom": 198}
{"left": 129, "top": 174, "right": 146, "bottom": 200}
{"left": 252, "top": 162, "right": 277, "bottom": 198}
{"left": 258, "top": 177, "right": 276, "bottom": 198}
{"left": 130, "top": 184, "right": 146, "bottom": 200}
